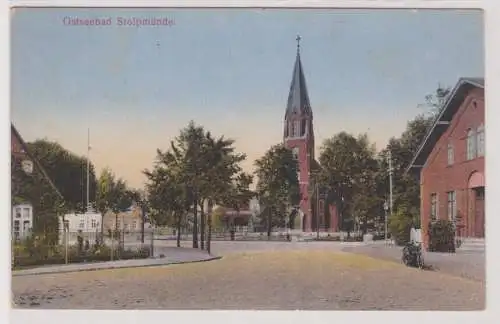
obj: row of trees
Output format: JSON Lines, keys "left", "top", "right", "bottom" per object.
{"left": 15, "top": 85, "right": 449, "bottom": 248}
{"left": 143, "top": 85, "right": 450, "bottom": 248}
{"left": 305, "top": 86, "right": 450, "bottom": 239}
{"left": 243, "top": 86, "right": 450, "bottom": 240}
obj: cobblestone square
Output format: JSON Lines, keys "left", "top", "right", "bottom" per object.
{"left": 12, "top": 246, "right": 485, "bottom": 310}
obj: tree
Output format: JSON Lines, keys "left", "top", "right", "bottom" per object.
{"left": 254, "top": 144, "right": 300, "bottom": 237}
{"left": 317, "top": 132, "right": 379, "bottom": 236}
{"left": 107, "top": 178, "right": 132, "bottom": 249}
{"left": 128, "top": 189, "right": 149, "bottom": 243}
{"left": 26, "top": 139, "right": 98, "bottom": 212}
{"left": 145, "top": 123, "right": 246, "bottom": 251}
{"left": 381, "top": 85, "right": 451, "bottom": 242}
{"left": 223, "top": 172, "right": 254, "bottom": 230}
{"left": 211, "top": 206, "right": 226, "bottom": 230}
{"left": 96, "top": 167, "right": 115, "bottom": 238}
{"left": 198, "top": 131, "right": 246, "bottom": 250}
{"left": 168, "top": 121, "right": 207, "bottom": 249}
{"left": 421, "top": 85, "right": 451, "bottom": 116}
{"left": 144, "top": 162, "right": 192, "bottom": 248}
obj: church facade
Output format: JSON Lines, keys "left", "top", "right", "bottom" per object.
{"left": 283, "top": 38, "right": 339, "bottom": 233}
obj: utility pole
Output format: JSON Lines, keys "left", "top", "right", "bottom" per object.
{"left": 384, "top": 200, "right": 389, "bottom": 243}
{"left": 86, "top": 128, "right": 91, "bottom": 212}
{"left": 387, "top": 150, "right": 394, "bottom": 243}
{"left": 388, "top": 150, "right": 394, "bottom": 217}
{"left": 140, "top": 190, "right": 147, "bottom": 244}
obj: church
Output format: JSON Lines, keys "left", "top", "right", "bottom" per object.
{"left": 283, "top": 36, "right": 339, "bottom": 233}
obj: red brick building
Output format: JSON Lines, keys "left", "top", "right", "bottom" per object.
{"left": 408, "top": 78, "right": 485, "bottom": 248}
{"left": 282, "top": 38, "right": 338, "bottom": 232}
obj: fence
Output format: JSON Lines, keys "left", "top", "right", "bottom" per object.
{"left": 153, "top": 227, "right": 292, "bottom": 242}
{"left": 11, "top": 229, "right": 154, "bottom": 270}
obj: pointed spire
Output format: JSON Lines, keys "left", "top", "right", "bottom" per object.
{"left": 285, "top": 35, "right": 312, "bottom": 119}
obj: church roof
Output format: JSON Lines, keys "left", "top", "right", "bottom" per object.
{"left": 285, "top": 37, "right": 312, "bottom": 119}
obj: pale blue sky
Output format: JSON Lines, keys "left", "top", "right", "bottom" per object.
{"left": 10, "top": 8, "right": 484, "bottom": 189}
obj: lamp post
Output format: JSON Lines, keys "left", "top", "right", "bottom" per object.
{"left": 383, "top": 200, "right": 389, "bottom": 243}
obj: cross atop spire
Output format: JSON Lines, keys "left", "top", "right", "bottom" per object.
{"left": 285, "top": 35, "right": 312, "bottom": 119}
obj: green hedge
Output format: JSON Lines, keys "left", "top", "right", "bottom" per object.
{"left": 428, "top": 220, "right": 455, "bottom": 253}
{"left": 12, "top": 243, "right": 151, "bottom": 269}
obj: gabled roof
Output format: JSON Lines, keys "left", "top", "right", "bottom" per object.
{"left": 11, "top": 123, "right": 64, "bottom": 200}
{"left": 285, "top": 45, "right": 312, "bottom": 119}
{"left": 407, "top": 77, "right": 485, "bottom": 172}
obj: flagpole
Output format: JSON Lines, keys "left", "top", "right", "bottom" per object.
{"left": 86, "top": 128, "right": 90, "bottom": 213}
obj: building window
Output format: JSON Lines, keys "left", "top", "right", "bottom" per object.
{"left": 447, "top": 191, "right": 456, "bottom": 221}
{"left": 13, "top": 220, "right": 20, "bottom": 240}
{"left": 79, "top": 219, "right": 85, "bottom": 229}
{"left": 91, "top": 219, "right": 97, "bottom": 228}
{"left": 292, "top": 147, "right": 299, "bottom": 160}
{"left": 477, "top": 124, "right": 485, "bottom": 157}
{"left": 466, "top": 129, "right": 476, "bottom": 160}
{"left": 430, "top": 193, "right": 438, "bottom": 220}
{"left": 447, "top": 143, "right": 454, "bottom": 165}
{"left": 63, "top": 219, "right": 69, "bottom": 230}
{"left": 23, "top": 220, "right": 31, "bottom": 236}
{"left": 132, "top": 220, "right": 137, "bottom": 230}
{"left": 116, "top": 218, "right": 121, "bottom": 229}
{"left": 14, "top": 208, "right": 21, "bottom": 219}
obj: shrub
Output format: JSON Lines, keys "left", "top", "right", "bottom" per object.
{"left": 12, "top": 241, "right": 151, "bottom": 269}
{"left": 428, "top": 220, "right": 455, "bottom": 253}
{"left": 388, "top": 208, "right": 414, "bottom": 246}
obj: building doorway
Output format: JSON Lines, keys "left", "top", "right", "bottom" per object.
{"left": 473, "top": 187, "right": 485, "bottom": 238}
{"left": 468, "top": 171, "right": 485, "bottom": 238}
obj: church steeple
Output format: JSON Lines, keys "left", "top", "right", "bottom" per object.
{"left": 285, "top": 35, "right": 312, "bottom": 119}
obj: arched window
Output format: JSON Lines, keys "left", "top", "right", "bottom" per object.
{"left": 293, "top": 120, "right": 300, "bottom": 137}
{"left": 466, "top": 128, "right": 476, "bottom": 160}
{"left": 476, "top": 124, "right": 485, "bottom": 157}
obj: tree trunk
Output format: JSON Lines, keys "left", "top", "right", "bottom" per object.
{"left": 176, "top": 213, "right": 181, "bottom": 248}
{"left": 200, "top": 200, "right": 205, "bottom": 250}
{"left": 99, "top": 210, "right": 105, "bottom": 244}
{"left": 114, "top": 212, "right": 119, "bottom": 258}
{"left": 207, "top": 200, "right": 213, "bottom": 254}
{"left": 140, "top": 204, "right": 145, "bottom": 244}
{"left": 192, "top": 194, "right": 199, "bottom": 248}
{"left": 267, "top": 207, "right": 272, "bottom": 238}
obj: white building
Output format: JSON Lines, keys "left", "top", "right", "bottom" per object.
{"left": 59, "top": 211, "right": 102, "bottom": 245}
{"left": 12, "top": 203, "right": 33, "bottom": 240}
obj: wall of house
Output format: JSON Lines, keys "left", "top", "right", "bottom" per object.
{"left": 421, "top": 87, "right": 485, "bottom": 247}
{"left": 60, "top": 212, "right": 103, "bottom": 232}
{"left": 103, "top": 206, "right": 143, "bottom": 232}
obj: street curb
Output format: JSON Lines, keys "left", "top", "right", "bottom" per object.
{"left": 12, "top": 256, "right": 223, "bottom": 277}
